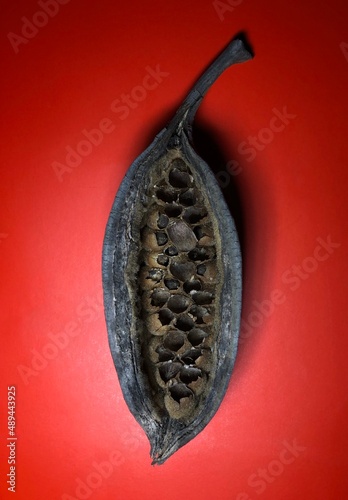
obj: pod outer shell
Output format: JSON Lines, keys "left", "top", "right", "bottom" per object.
{"left": 102, "top": 37, "right": 251, "bottom": 464}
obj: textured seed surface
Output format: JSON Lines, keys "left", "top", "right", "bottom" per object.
{"left": 136, "top": 150, "right": 221, "bottom": 419}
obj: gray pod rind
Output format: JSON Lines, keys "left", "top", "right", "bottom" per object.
{"left": 102, "top": 37, "right": 252, "bottom": 464}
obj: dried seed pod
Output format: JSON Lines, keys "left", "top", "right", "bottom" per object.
{"left": 102, "top": 36, "right": 252, "bottom": 464}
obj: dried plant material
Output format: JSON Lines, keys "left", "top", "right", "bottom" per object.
{"left": 102, "top": 36, "right": 252, "bottom": 464}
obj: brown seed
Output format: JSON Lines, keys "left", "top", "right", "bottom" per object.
{"left": 200, "top": 261, "right": 218, "bottom": 282}
{"left": 147, "top": 268, "right": 164, "bottom": 282}
{"left": 156, "top": 231, "right": 168, "bottom": 246}
{"left": 193, "top": 226, "right": 204, "bottom": 240}
{"left": 169, "top": 383, "right": 193, "bottom": 402}
{"left": 180, "top": 366, "right": 201, "bottom": 383}
{"left": 197, "top": 264, "right": 206, "bottom": 276}
{"left": 157, "top": 214, "right": 169, "bottom": 229}
{"left": 179, "top": 189, "right": 196, "bottom": 206}
{"left": 176, "top": 314, "right": 195, "bottom": 331}
{"left": 169, "top": 260, "right": 196, "bottom": 282}
{"left": 187, "top": 328, "right": 209, "bottom": 346}
{"left": 167, "top": 294, "right": 190, "bottom": 313}
{"left": 164, "top": 278, "right": 180, "bottom": 290}
{"left": 188, "top": 247, "right": 212, "bottom": 261}
{"left": 156, "top": 188, "right": 177, "bottom": 203}
{"left": 164, "top": 204, "right": 182, "bottom": 218}
{"left": 163, "top": 331, "right": 186, "bottom": 351}
{"left": 189, "top": 305, "right": 210, "bottom": 324}
{"left": 165, "top": 246, "right": 178, "bottom": 256}
{"left": 158, "top": 308, "right": 174, "bottom": 325}
{"left": 183, "top": 206, "right": 207, "bottom": 224}
{"left": 183, "top": 279, "right": 202, "bottom": 293}
{"left": 193, "top": 225, "right": 215, "bottom": 246}
{"left": 156, "top": 346, "right": 175, "bottom": 362}
{"left": 192, "top": 291, "right": 214, "bottom": 305}
{"left": 181, "top": 348, "right": 202, "bottom": 364}
{"left": 157, "top": 254, "right": 169, "bottom": 266}
{"left": 169, "top": 168, "right": 191, "bottom": 188}
{"left": 167, "top": 221, "right": 197, "bottom": 252}
{"left": 151, "top": 289, "right": 170, "bottom": 307}
{"left": 159, "top": 362, "right": 182, "bottom": 382}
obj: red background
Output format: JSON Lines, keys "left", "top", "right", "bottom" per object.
{"left": 1, "top": 1, "right": 348, "bottom": 499}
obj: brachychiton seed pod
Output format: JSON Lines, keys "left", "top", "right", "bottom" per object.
{"left": 102, "top": 36, "right": 253, "bottom": 464}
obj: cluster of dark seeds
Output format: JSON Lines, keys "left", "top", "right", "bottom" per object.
{"left": 138, "top": 152, "right": 219, "bottom": 418}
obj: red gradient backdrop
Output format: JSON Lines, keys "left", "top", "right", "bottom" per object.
{"left": 1, "top": 1, "right": 347, "bottom": 499}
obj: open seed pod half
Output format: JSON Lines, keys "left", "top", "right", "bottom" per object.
{"left": 102, "top": 36, "right": 252, "bottom": 464}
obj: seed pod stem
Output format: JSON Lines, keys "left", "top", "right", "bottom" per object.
{"left": 170, "top": 37, "right": 253, "bottom": 141}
